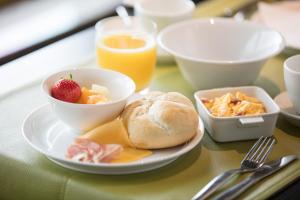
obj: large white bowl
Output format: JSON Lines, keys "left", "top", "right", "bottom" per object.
{"left": 42, "top": 68, "right": 135, "bottom": 132}
{"left": 158, "top": 18, "right": 285, "bottom": 90}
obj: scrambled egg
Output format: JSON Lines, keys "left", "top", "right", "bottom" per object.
{"left": 201, "top": 92, "right": 266, "bottom": 117}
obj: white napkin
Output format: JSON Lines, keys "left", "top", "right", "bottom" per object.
{"left": 255, "top": 1, "right": 300, "bottom": 49}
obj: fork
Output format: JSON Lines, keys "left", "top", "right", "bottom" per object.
{"left": 191, "top": 136, "right": 275, "bottom": 200}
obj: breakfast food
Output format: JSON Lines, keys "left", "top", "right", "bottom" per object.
{"left": 51, "top": 74, "right": 81, "bottom": 103}
{"left": 80, "top": 118, "right": 132, "bottom": 147}
{"left": 121, "top": 91, "right": 199, "bottom": 149}
{"left": 66, "top": 138, "right": 123, "bottom": 163}
{"left": 77, "top": 84, "right": 110, "bottom": 104}
{"left": 201, "top": 92, "right": 266, "bottom": 117}
{"left": 65, "top": 91, "right": 199, "bottom": 163}
{"left": 51, "top": 74, "right": 110, "bottom": 104}
{"left": 66, "top": 119, "right": 152, "bottom": 163}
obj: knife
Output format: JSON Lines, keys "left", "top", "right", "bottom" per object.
{"left": 213, "top": 155, "right": 298, "bottom": 200}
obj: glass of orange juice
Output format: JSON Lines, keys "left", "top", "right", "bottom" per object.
{"left": 95, "top": 16, "right": 157, "bottom": 92}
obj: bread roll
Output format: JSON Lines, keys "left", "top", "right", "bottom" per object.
{"left": 121, "top": 91, "right": 199, "bottom": 149}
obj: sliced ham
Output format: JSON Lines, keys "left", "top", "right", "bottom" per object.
{"left": 98, "top": 144, "right": 124, "bottom": 163}
{"left": 66, "top": 138, "right": 123, "bottom": 163}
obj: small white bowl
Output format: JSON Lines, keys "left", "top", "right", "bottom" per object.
{"left": 158, "top": 18, "right": 285, "bottom": 90}
{"left": 42, "top": 68, "right": 135, "bottom": 132}
{"left": 194, "top": 86, "right": 280, "bottom": 142}
{"left": 134, "top": 0, "right": 195, "bottom": 32}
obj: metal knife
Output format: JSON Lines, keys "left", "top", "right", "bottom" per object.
{"left": 213, "top": 155, "right": 298, "bottom": 200}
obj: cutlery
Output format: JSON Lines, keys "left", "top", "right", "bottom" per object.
{"left": 191, "top": 136, "right": 275, "bottom": 200}
{"left": 213, "top": 155, "right": 297, "bottom": 200}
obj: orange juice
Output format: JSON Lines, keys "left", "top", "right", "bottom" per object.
{"left": 96, "top": 33, "right": 156, "bottom": 91}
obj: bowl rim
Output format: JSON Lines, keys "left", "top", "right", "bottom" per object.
{"left": 134, "top": 0, "right": 195, "bottom": 18}
{"left": 41, "top": 68, "right": 136, "bottom": 108}
{"left": 158, "top": 17, "right": 286, "bottom": 65}
{"left": 194, "top": 86, "right": 280, "bottom": 120}
{"left": 95, "top": 16, "right": 157, "bottom": 36}
{"left": 284, "top": 54, "right": 300, "bottom": 75}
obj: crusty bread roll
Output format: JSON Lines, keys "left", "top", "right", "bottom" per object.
{"left": 121, "top": 91, "right": 199, "bottom": 149}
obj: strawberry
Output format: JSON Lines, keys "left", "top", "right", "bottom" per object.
{"left": 51, "top": 74, "right": 81, "bottom": 103}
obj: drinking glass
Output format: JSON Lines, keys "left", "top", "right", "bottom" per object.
{"left": 95, "top": 16, "right": 157, "bottom": 92}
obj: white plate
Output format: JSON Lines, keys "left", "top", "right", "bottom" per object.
{"left": 22, "top": 104, "right": 204, "bottom": 174}
{"left": 274, "top": 92, "right": 300, "bottom": 127}
{"left": 251, "top": 7, "right": 300, "bottom": 51}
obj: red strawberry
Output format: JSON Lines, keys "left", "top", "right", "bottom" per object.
{"left": 51, "top": 74, "right": 81, "bottom": 103}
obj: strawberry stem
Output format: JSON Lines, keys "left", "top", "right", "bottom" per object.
{"left": 59, "top": 73, "right": 73, "bottom": 80}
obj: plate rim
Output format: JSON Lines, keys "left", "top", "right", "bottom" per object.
{"left": 274, "top": 91, "right": 300, "bottom": 120}
{"left": 22, "top": 103, "right": 204, "bottom": 168}
{"left": 48, "top": 156, "right": 177, "bottom": 174}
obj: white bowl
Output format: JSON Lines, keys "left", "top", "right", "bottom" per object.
{"left": 194, "top": 86, "right": 280, "bottom": 142}
{"left": 158, "top": 18, "right": 285, "bottom": 90}
{"left": 42, "top": 68, "right": 136, "bottom": 132}
{"left": 134, "top": 0, "right": 195, "bottom": 32}
{"left": 134, "top": 0, "right": 195, "bottom": 64}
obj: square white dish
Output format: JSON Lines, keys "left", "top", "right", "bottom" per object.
{"left": 194, "top": 86, "right": 280, "bottom": 142}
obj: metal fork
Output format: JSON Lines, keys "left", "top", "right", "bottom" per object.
{"left": 191, "top": 136, "right": 275, "bottom": 200}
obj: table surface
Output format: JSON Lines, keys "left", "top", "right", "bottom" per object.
{"left": 1, "top": 0, "right": 300, "bottom": 200}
